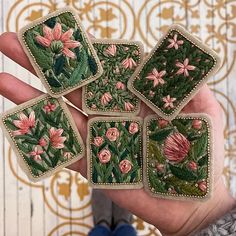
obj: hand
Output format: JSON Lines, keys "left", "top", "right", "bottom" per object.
{"left": 0, "top": 32, "right": 235, "bottom": 236}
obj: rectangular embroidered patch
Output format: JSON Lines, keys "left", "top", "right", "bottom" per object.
{"left": 18, "top": 8, "right": 103, "bottom": 98}
{"left": 82, "top": 39, "right": 143, "bottom": 116}
{"left": 143, "top": 114, "right": 212, "bottom": 200}
{"left": 87, "top": 117, "right": 143, "bottom": 189}
{"left": 0, "top": 94, "right": 84, "bottom": 182}
{"left": 128, "top": 24, "right": 221, "bottom": 121}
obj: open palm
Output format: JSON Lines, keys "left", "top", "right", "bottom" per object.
{"left": 0, "top": 32, "right": 234, "bottom": 236}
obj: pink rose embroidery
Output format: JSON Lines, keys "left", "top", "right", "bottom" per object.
{"left": 146, "top": 68, "right": 166, "bottom": 87}
{"left": 121, "top": 58, "right": 137, "bottom": 69}
{"left": 38, "top": 137, "right": 47, "bottom": 147}
{"left": 124, "top": 102, "right": 134, "bottom": 111}
{"left": 187, "top": 161, "right": 198, "bottom": 171}
{"left": 101, "top": 92, "right": 112, "bottom": 106}
{"left": 35, "top": 23, "right": 81, "bottom": 59}
{"left": 98, "top": 149, "right": 111, "bottom": 164}
{"left": 158, "top": 119, "right": 169, "bottom": 128}
{"left": 176, "top": 58, "right": 196, "bottom": 77}
{"left": 116, "top": 82, "right": 125, "bottom": 90}
{"left": 44, "top": 101, "right": 56, "bottom": 113}
{"left": 129, "top": 122, "right": 139, "bottom": 134}
{"left": 192, "top": 120, "right": 202, "bottom": 130}
{"left": 156, "top": 163, "right": 165, "bottom": 173}
{"left": 49, "top": 127, "right": 66, "bottom": 149}
{"left": 167, "top": 34, "right": 184, "bottom": 50}
{"left": 106, "top": 128, "right": 120, "bottom": 142}
{"left": 105, "top": 44, "right": 117, "bottom": 56}
{"left": 119, "top": 159, "right": 132, "bottom": 174}
{"left": 30, "top": 146, "right": 44, "bottom": 161}
{"left": 162, "top": 95, "right": 176, "bottom": 109}
{"left": 93, "top": 137, "right": 104, "bottom": 147}
{"left": 198, "top": 181, "right": 207, "bottom": 192}
{"left": 164, "top": 133, "right": 190, "bottom": 163}
{"left": 12, "top": 111, "right": 35, "bottom": 136}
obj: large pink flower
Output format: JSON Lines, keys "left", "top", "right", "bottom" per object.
{"left": 30, "top": 146, "right": 44, "bottom": 161}
{"left": 124, "top": 102, "right": 134, "bottom": 111}
{"left": 49, "top": 127, "right": 66, "bottom": 149}
{"left": 106, "top": 128, "right": 120, "bottom": 142}
{"left": 105, "top": 44, "right": 117, "bottom": 56}
{"left": 121, "top": 58, "right": 137, "bottom": 69}
{"left": 119, "top": 159, "right": 132, "bottom": 174}
{"left": 164, "top": 132, "right": 190, "bottom": 163}
{"left": 176, "top": 58, "right": 196, "bottom": 77}
{"left": 162, "top": 95, "right": 176, "bottom": 109}
{"left": 167, "top": 34, "right": 184, "bottom": 50}
{"left": 98, "top": 149, "right": 111, "bottom": 164}
{"left": 101, "top": 92, "right": 112, "bottom": 106}
{"left": 12, "top": 111, "right": 35, "bottom": 136}
{"left": 146, "top": 68, "right": 166, "bottom": 87}
{"left": 35, "top": 23, "right": 81, "bottom": 59}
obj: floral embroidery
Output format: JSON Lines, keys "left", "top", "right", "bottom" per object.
{"left": 36, "top": 23, "right": 81, "bottom": 59}
{"left": 146, "top": 68, "right": 166, "bottom": 87}
{"left": 133, "top": 29, "right": 216, "bottom": 115}
{"left": 167, "top": 34, "right": 184, "bottom": 49}
{"left": 89, "top": 119, "right": 142, "bottom": 185}
{"left": 85, "top": 42, "right": 141, "bottom": 114}
{"left": 162, "top": 95, "right": 176, "bottom": 109}
{"left": 23, "top": 11, "right": 99, "bottom": 94}
{"left": 3, "top": 97, "right": 82, "bottom": 177}
{"left": 176, "top": 58, "right": 196, "bottom": 77}
{"left": 146, "top": 117, "right": 211, "bottom": 198}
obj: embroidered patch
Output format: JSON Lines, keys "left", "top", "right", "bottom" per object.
{"left": 87, "top": 117, "right": 143, "bottom": 189}
{"left": 0, "top": 94, "right": 84, "bottom": 182}
{"left": 143, "top": 114, "right": 212, "bottom": 200}
{"left": 82, "top": 40, "right": 143, "bottom": 116}
{"left": 18, "top": 8, "right": 102, "bottom": 97}
{"left": 128, "top": 24, "right": 221, "bottom": 120}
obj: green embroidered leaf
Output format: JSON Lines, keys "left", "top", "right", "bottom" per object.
{"left": 14, "top": 135, "right": 38, "bottom": 145}
{"left": 169, "top": 164, "right": 197, "bottom": 181}
{"left": 193, "top": 132, "right": 208, "bottom": 158}
{"left": 44, "top": 17, "right": 56, "bottom": 28}
{"left": 24, "top": 156, "right": 47, "bottom": 173}
{"left": 54, "top": 55, "right": 66, "bottom": 76}
{"left": 104, "top": 164, "right": 113, "bottom": 182}
{"left": 198, "top": 154, "right": 208, "bottom": 166}
{"left": 148, "top": 169, "right": 166, "bottom": 192}
{"left": 149, "top": 141, "right": 166, "bottom": 164}
{"left": 88, "top": 56, "right": 98, "bottom": 75}
{"left": 51, "top": 150, "right": 61, "bottom": 167}
{"left": 4, "top": 119, "right": 18, "bottom": 130}
{"left": 59, "top": 12, "right": 75, "bottom": 28}
{"left": 47, "top": 77, "right": 63, "bottom": 88}
{"left": 171, "top": 120, "right": 188, "bottom": 136}
{"left": 149, "top": 127, "right": 174, "bottom": 142}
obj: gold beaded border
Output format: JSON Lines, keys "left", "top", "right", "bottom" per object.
{"left": 18, "top": 7, "right": 103, "bottom": 98}
{"left": 128, "top": 24, "right": 221, "bottom": 121}
{"left": 0, "top": 94, "right": 85, "bottom": 182}
{"left": 82, "top": 39, "right": 144, "bottom": 117}
{"left": 143, "top": 113, "right": 213, "bottom": 201}
{"left": 87, "top": 116, "right": 143, "bottom": 189}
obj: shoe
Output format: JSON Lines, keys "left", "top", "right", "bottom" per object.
{"left": 88, "top": 225, "right": 112, "bottom": 236}
{"left": 112, "top": 224, "right": 137, "bottom": 236}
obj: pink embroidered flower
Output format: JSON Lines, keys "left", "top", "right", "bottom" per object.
{"left": 124, "top": 102, "right": 134, "bottom": 111}
{"left": 49, "top": 127, "right": 66, "bottom": 149}
{"left": 101, "top": 92, "right": 112, "bottom": 106}
{"left": 12, "top": 111, "right": 35, "bottom": 136}
{"left": 64, "top": 152, "right": 72, "bottom": 159}
{"left": 38, "top": 137, "right": 47, "bottom": 147}
{"left": 30, "top": 146, "right": 44, "bottom": 161}
{"left": 192, "top": 120, "right": 202, "bottom": 130}
{"left": 187, "top": 161, "right": 198, "bottom": 171}
{"left": 129, "top": 122, "right": 139, "bottom": 134}
{"left": 164, "top": 133, "right": 190, "bottom": 163}
{"left": 87, "top": 92, "right": 94, "bottom": 98}
{"left": 105, "top": 44, "right": 117, "bottom": 56}
{"left": 158, "top": 119, "right": 169, "bottom": 128}
{"left": 146, "top": 68, "right": 166, "bottom": 87}
{"left": 167, "top": 34, "right": 184, "bottom": 50}
{"left": 91, "top": 104, "right": 97, "bottom": 109}
{"left": 156, "top": 163, "right": 165, "bottom": 173}
{"left": 198, "top": 181, "right": 207, "bottom": 192}
{"left": 116, "top": 82, "right": 125, "bottom": 90}
{"left": 44, "top": 101, "right": 56, "bottom": 113}
{"left": 121, "top": 58, "right": 137, "bottom": 69}
{"left": 98, "top": 149, "right": 111, "bottom": 164}
{"left": 106, "top": 128, "right": 119, "bottom": 142}
{"left": 119, "top": 159, "right": 132, "bottom": 174}
{"left": 35, "top": 23, "right": 81, "bottom": 59}
{"left": 176, "top": 58, "right": 196, "bottom": 77}
{"left": 162, "top": 95, "right": 176, "bottom": 109}
{"left": 93, "top": 137, "right": 104, "bottom": 147}
{"left": 149, "top": 91, "right": 155, "bottom": 98}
